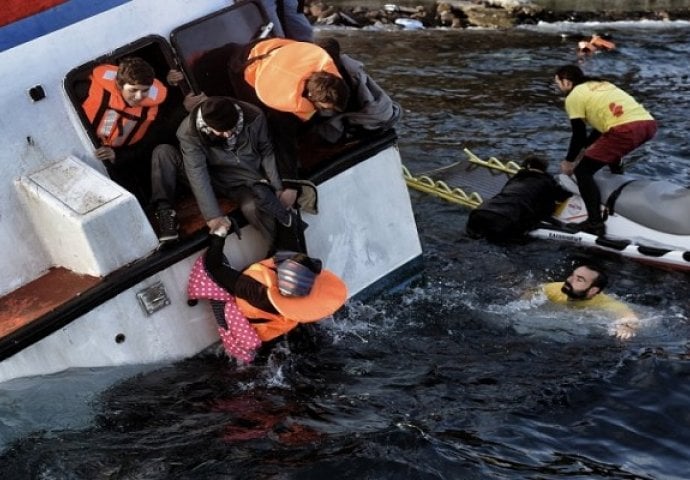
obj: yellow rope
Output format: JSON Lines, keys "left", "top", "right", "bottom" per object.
{"left": 402, "top": 165, "right": 483, "bottom": 208}
{"left": 402, "top": 149, "right": 519, "bottom": 208}
{"left": 463, "top": 148, "right": 520, "bottom": 174}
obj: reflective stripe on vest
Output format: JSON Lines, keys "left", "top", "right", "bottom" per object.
{"left": 236, "top": 259, "right": 298, "bottom": 341}
{"left": 81, "top": 64, "right": 167, "bottom": 147}
{"left": 244, "top": 38, "right": 341, "bottom": 121}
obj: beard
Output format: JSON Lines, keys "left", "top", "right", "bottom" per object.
{"left": 561, "top": 280, "right": 589, "bottom": 300}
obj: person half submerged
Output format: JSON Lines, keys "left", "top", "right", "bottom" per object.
{"left": 539, "top": 264, "right": 639, "bottom": 339}
{"left": 187, "top": 228, "right": 348, "bottom": 363}
{"left": 466, "top": 156, "right": 571, "bottom": 243}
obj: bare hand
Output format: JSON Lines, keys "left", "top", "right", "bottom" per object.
{"left": 95, "top": 146, "right": 116, "bottom": 163}
{"left": 207, "top": 216, "right": 232, "bottom": 234}
{"left": 560, "top": 160, "right": 576, "bottom": 176}
{"left": 166, "top": 69, "right": 185, "bottom": 86}
{"left": 278, "top": 188, "right": 298, "bottom": 208}
{"left": 614, "top": 321, "right": 638, "bottom": 340}
{"left": 184, "top": 92, "right": 208, "bottom": 112}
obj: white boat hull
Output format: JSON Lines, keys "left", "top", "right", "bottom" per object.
{"left": 0, "top": 0, "right": 422, "bottom": 383}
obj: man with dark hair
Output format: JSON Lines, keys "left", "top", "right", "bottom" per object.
{"left": 312, "top": 37, "right": 401, "bottom": 144}
{"left": 540, "top": 264, "right": 638, "bottom": 339}
{"left": 554, "top": 64, "right": 657, "bottom": 235}
{"left": 153, "top": 96, "right": 302, "bottom": 253}
{"left": 466, "top": 156, "right": 571, "bottom": 243}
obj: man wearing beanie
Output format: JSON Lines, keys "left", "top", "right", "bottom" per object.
{"left": 152, "top": 96, "right": 301, "bottom": 252}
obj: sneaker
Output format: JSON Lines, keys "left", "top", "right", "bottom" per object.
{"left": 565, "top": 219, "right": 606, "bottom": 236}
{"left": 154, "top": 208, "right": 179, "bottom": 242}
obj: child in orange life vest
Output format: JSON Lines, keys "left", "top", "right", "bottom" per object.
{"left": 82, "top": 57, "right": 169, "bottom": 204}
{"left": 187, "top": 228, "right": 348, "bottom": 363}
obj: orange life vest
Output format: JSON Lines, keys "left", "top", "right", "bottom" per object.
{"left": 236, "top": 259, "right": 302, "bottom": 341}
{"left": 244, "top": 38, "right": 341, "bottom": 121}
{"left": 81, "top": 64, "right": 167, "bottom": 147}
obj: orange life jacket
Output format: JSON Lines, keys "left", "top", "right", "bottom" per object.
{"left": 81, "top": 64, "right": 167, "bottom": 147}
{"left": 235, "top": 259, "right": 300, "bottom": 341}
{"left": 244, "top": 38, "right": 341, "bottom": 121}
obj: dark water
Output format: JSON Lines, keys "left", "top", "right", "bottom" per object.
{"left": 2, "top": 22, "right": 690, "bottom": 479}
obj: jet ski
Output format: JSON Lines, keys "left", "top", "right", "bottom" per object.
{"left": 404, "top": 149, "right": 690, "bottom": 271}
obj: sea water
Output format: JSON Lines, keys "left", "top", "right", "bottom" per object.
{"left": 1, "top": 21, "right": 690, "bottom": 479}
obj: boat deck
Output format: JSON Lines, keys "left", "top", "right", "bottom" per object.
{"left": 0, "top": 195, "right": 234, "bottom": 348}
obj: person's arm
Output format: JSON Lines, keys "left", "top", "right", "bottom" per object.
{"left": 178, "top": 127, "right": 224, "bottom": 221}
{"left": 561, "top": 118, "right": 588, "bottom": 175}
{"left": 205, "top": 234, "right": 277, "bottom": 313}
{"left": 602, "top": 296, "right": 639, "bottom": 340}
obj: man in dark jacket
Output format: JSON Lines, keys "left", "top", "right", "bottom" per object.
{"left": 466, "top": 156, "right": 571, "bottom": 243}
{"left": 151, "top": 96, "right": 302, "bottom": 252}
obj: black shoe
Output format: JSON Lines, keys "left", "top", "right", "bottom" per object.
{"left": 565, "top": 219, "right": 605, "bottom": 236}
{"left": 154, "top": 208, "right": 179, "bottom": 241}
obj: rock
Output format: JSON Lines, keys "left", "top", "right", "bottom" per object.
{"left": 301, "top": 1, "right": 690, "bottom": 30}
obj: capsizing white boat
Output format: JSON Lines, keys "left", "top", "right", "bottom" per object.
{"left": 0, "top": 0, "right": 422, "bottom": 383}
{"left": 405, "top": 148, "right": 690, "bottom": 272}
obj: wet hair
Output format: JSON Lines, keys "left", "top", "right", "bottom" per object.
{"left": 305, "top": 72, "right": 350, "bottom": 112}
{"left": 554, "top": 65, "right": 604, "bottom": 87}
{"left": 521, "top": 156, "right": 549, "bottom": 172}
{"left": 580, "top": 264, "right": 609, "bottom": 291}
{"left": 116, "top": 57, "right": 155, "bottom": 88}
{"left": 316, "top": 37, "right": 341, "bottom": 60}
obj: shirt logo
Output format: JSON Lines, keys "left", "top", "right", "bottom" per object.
{"left": 609, "top": 102, "right": 624, "bottom": 117}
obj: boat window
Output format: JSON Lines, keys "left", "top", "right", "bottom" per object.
{"left": 65, "top": 35, "right": 183, "bottom": 147}
{"left": 170, "top": 0, "right": 270, "bottom": 99}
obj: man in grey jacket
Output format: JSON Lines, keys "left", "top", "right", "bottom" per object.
{"left": 151, "top": 96, "right": 299, "bottom": 250}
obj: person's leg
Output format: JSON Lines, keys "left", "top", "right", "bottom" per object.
{"left": 279, "top": 0, "right": 314, "bottom": 42}
{"left": 225, "top": 186, "right": 278, "bottom": 244}
{"left": 150, "top": 144, "right": 184, "bottom": 241}
{"left": 150, "top": 144, "right": 184, "bottom": 209}
{"left": 574, "top": 156, "right": 606, "bottom": 225}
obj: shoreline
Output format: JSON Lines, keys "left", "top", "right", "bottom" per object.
{"left": 305, "top": 1, "right": 690, "bottom": 29}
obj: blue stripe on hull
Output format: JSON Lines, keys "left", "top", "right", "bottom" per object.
{"left": 0, "top": 0, "right": 132, "bottom": 52}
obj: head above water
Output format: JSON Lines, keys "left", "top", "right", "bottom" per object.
{"left": 561, "top": 264, "right": 609, "bottom": 300}
{"left": 521, "top": 156, "right": 549, "bottom": 172}
{"left": 116, "top": 57, "right": 155, "bottom": 107}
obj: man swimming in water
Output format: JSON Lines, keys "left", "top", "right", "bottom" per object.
{"left": 541, "top": 264, "right": 639, "bottom": 340}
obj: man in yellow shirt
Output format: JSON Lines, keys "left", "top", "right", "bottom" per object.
{"left": 542, "top": 264, "right": 638, "bottom": 339}
{"left": 554, "top": 65, "right": 657, "bottom": 236}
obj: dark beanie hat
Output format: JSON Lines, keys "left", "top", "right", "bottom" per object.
{"left": 200, "top": 97, "right": 239, "bottom": 131}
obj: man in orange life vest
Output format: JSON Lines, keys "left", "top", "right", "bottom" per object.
{"left": 239, "top": 38, "right": 350, "bottom": 174}
{"left": 82, "top": 57, "right": 191, "bottom": 241}
{"left": 187, "top": 227, "right": 348, "bottom": 363}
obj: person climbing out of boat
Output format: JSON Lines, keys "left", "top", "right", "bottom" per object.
{"left": 465, "top": 156, "right": 572, "bottom": 243}
{"left": 187, "top": 227, "right": 347, "bottom": 363}
{"left": 82, "top": 57, "right": 205, "bottom": 241}
{"left": 231, "top": 37, "right": 350, "bottom": 174}
{"left": 535, "top": 263, "right": 639, "bottom": 340}
{"left": 576, "top": 34, "right": 616, "bottom": 57}
{"left": 554, "top": 65, "right": 657, "bottom": 236}
{"left": 310, "top": 37, "right": 402, "bottom": 144}
{"left": 155, "top": 96, "right": 304, "bottom": 254}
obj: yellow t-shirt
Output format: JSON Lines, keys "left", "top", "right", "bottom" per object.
{"left": 565, "top": 81, "right": 654, "bottom": 133}
{"left": 542, "top": 282, "right": 636, "bottom": 320}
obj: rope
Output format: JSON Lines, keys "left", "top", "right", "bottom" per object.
{"left": 463, "top": 148, "right": 520, "bottom": 174}
{"left": 401, "top": 149, "right": 518, "bottom": 209}
{"left": 402, "top": 165, "right": 483, "bottom": 208}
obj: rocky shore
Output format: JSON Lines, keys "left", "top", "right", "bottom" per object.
{"left": 304, "top": 0, "right": 690, "bottom": 29}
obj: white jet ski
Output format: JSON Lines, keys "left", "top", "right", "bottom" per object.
{"left": 404, "top": 149, "right": 690, "bottom": 271}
